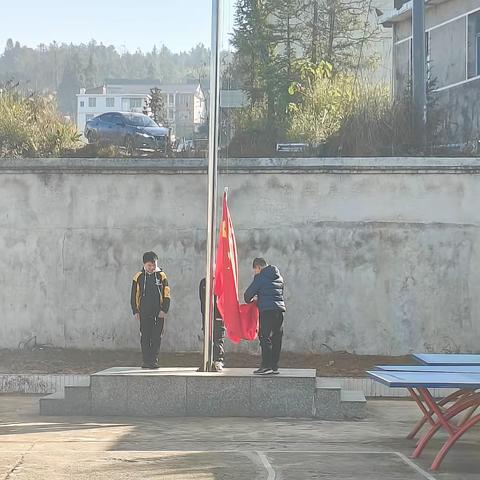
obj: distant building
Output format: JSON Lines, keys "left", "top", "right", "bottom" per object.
{"left": 380, "top": 0, "right": 480, "bottom": 143}
{"left": 76, "top": 80, "right": 207, "bottom": 139}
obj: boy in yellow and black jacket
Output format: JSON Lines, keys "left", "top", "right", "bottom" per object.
{"left": 130, "top": 251, "right": 171, "bottom": 369}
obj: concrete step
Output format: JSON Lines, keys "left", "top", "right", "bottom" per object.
{"left": 64, "top": 385, "right": 91, "bottom": 415}
{"left": 314, "top": 378, "right": 342, "bottom": 420}
{"left": 316, "top": 377, "right": 342, "bottom": 389}
{"left": 314, "top": 378, "right": 367, "bottom": 420}
{"left": 39, "top": 391, "right": 65, "bottom": 416}
{"left": 340, "top": 390, "right": 367, "bottom": 420}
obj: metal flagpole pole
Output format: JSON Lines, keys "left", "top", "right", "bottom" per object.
{"left": 412, "top": 0, "right": 426, "bottom": 146}
{"left": 202, "top": 0, "right": 222, "bottom": 372}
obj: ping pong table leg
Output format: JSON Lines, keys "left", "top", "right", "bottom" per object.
{"left": 431, "top": 413, "right": 480, "bottom": 471}
{"left": 407, "top": 388, "right": 436, "bottom": 439}
{"left": 412, "top": 390, "right": 480, "bottom": 459}
{"left": 412, "top": 388, "right": 457, "bottom": 458}
{"left": 407, "top": 389, "right": 469, "bottom": 439}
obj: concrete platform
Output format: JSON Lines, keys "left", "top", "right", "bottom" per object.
{"left": 40, "top": 367, "right": 366, "bottom": 418}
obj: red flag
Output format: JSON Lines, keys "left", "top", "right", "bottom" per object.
{"left": 214, "top": 193, "right": 258, "bottom": 343}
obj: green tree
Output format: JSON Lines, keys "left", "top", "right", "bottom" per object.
{"left": 143, "top": 87, "right": 167, "bottom": 125}
{"left": 301, "top": 0, "right": 379, "bottom": 72}
{"left": 57, "top": 53, "right": 84, "bottom": 115}
{"left": 83, "top": 48, "right": 98, "bottom": 88}
{"left": 231, "top": 0, "right": 274, "bottom": 106}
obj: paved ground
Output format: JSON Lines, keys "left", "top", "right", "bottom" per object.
{"left": 0, "top": 395, "right": 478, "bottom": 479}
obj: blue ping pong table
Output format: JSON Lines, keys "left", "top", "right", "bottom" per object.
{"left": 368, "top": 369, "right": 480, "bottom": 471}
{"left": 413, "top": 353, "right": 480, "bottom": 366}
{"left": 375, "top": 364, "right": 480, "bottom": 373}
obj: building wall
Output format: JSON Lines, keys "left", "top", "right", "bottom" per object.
{"left": 390, "top": 0, "right": 480, "bottom": 141}
{"left": 1, "top": 157, "right": 480, "bottom": 356}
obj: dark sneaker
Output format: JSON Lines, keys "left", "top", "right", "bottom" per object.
{"left": 141, "top": 364, "right": 149, "bottom": 369}
{"left": 149, "top": 363, "right": 160, "bottom": 369}
{"left": 254, "top": 367, "right": 273, "bottom": 375}
{"left": 271, "top": 369, "right": 280, "bottom": 375}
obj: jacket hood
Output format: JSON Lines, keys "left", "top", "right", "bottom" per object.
{"left": 260, "top": 265, "right": 280, "bottom": 279}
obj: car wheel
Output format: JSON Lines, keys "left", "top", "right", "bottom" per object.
{"left": 86, "top": 131, "right": 97, "bottom": 145}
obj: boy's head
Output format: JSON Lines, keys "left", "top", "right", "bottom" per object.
{"left": 143, "top": 251, "right": 158, "bottom": 274}
{"left": 252, "top": 257, "right": 267, "bottom": 275}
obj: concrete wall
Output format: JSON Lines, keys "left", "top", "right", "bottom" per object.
{"left": 436, "top": 77, "right": 480, "bottom": 142}
{"left": 1, "top": 157, "right": 480, "bottom": 356}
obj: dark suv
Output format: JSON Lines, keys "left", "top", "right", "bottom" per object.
{"left": 84, "top": 112, "right": 170, "bottom": 153}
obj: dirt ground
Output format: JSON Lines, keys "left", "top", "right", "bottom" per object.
{"left": 0, "top": 348, "right": 415, "bottom": 376}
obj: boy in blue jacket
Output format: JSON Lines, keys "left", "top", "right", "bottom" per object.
{"left": 244, "top": 257, "right": 286, "bottom": 375}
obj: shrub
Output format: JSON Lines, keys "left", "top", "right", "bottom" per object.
{"left": 0, "top": 82, "right": 81, "bottom": 157}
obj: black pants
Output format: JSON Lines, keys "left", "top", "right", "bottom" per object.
{"left": 202, "top": 316, "right": 226, "bottom": 363}
{"left": 258, "top": 310, "right": 284, "bottom": 370}
{"left": 140, "top": 312, "right": 164, "bottom": 366}
{"left": 213, "top": 319, "right": 226, "bottom": 363}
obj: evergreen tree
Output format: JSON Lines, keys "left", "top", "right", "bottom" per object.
{"left": 144, "top": 87, "right": 167, "bottom": 125}
{"left": 57, "top": 53, "right": 84, "bottom": 115}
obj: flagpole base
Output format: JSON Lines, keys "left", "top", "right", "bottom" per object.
{"left": 197, "top": 363, "right": 220, "bottom": 373}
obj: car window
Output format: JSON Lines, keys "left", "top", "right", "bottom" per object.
{"left": 100, "top": 113, "right": 114, "bottom": 123}
{"left": 112, "top": 114, "right": 125, "bottom": 125}
{"left": 123, "top": 114, "right": 157, "bottom": 127}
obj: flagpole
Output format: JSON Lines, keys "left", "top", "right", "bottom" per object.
{"left": 202, "top": 0, "right": 222, "bottom": 372}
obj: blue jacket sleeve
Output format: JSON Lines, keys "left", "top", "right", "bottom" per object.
{"left": 244, "top": 276, "right": 260, "bottom": 303}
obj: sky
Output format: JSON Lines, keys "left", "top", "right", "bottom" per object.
{"left": 1, "top": 0, "right": 235, "bottom": 53}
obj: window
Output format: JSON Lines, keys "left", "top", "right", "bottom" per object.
{"left": 99, "top": 113, "right": 113, "bottom": 123}
{"left": 122, "top": 98, "right": 142, "bottom": 110}
{"left": 112, "top": 113, "right": 125, "bottom": 125}
{"left": 168, "top": 93, "right": 175, "bottom": 106}
{"left": 468, "top": 12, "right": 480, "bottom": 78}
{"left": 123, "top": 114, "right": 157, "bottom": 127}
{"left": 179, "top": 94, "right": 190, "bottom": 107}
{"left": 130, "top": 98, "right": 142, "bottom": 109}
{"left": 88, "top": 97, "right": 96, "bottom": 108}
{"left": 168, "top": 109, "right": 174, "bottom": 121}
{"left": 80, "top": 101, "right": 85, "bottom": 108}
{"left": 476, "top": 33, "right": 480, "bottom": 76}
{"left": 407, "top": 32, "right": 429, "bottom": 81}
{"left": 106, "top": 97, "right": 115, "bottom": 108}
{"left": 426, "top": 32, "right": 431, "bottom": 82}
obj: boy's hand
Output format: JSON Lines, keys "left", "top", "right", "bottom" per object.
{"left": 134, "top": 313, "right": 140, "bottom": 322}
